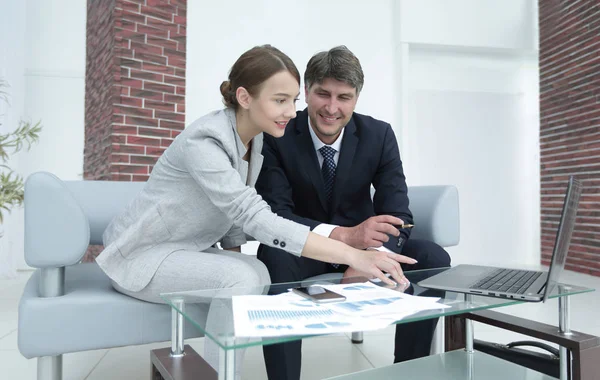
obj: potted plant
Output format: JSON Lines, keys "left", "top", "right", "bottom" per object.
{"left": 0, "top": 78, "right": 42, "bottom": 226}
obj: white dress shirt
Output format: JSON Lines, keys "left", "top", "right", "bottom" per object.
{"left": 307, "top": 120, "right": 393, "bottom": 253}
{"left": 308, "top": 118, "right": 344, "bottom": 168}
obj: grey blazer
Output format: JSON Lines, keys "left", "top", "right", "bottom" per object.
{"left": 96, "top": 108, "right": 310, "bottom": 292}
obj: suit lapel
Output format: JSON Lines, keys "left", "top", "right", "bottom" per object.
{"left": 294, "top": 112, "right": 329, "bottom": 212}
{"left": 247, "top": 133, "right": 264, "bottom": 186}
{"left": 331, "top": 118, "right": 358, "bottom": 214}
{"left": 226, "top": 107, "right": 264, "bottom": 186}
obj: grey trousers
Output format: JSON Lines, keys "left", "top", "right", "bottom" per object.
{"left": 112, "top": 248, "right": 271, "bottom": 379}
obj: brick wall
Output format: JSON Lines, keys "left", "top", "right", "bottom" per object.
{"left": 539, "top": 0, "right": 600, "bottom": 276}
{"left": 85, "top": 0, "right": 116, "bottom": 181}
{"left": 85, "top": 0, "right": 186, "bottom": 182}
{"left": 84, "top": 0, "right": 187, "bottom": 260}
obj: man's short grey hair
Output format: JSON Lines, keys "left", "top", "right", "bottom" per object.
{"left": 304, "top": 46, "right": 364, "bottom": 94}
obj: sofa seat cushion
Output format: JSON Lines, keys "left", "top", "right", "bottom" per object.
{"left": 18, "top": 263, "right": 207, "bottom": 358}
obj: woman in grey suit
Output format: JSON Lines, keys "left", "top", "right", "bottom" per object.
{"left": 96, "top": 45, "right": 415, "bottom": 375}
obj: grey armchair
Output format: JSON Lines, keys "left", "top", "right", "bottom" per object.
{"left": 18, "top": 172, "right": 207, "bottom": 380}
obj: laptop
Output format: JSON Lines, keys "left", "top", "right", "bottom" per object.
{"left": 418, "top": 176, "right": 582, "bottom": 302}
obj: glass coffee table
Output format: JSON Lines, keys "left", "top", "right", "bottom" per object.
{"left": 152, "top": 268, "right": 594, "bottom": 380}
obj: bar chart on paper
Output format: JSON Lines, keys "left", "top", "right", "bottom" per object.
{"left": 248, "top": 309, "right": 335, "bottom": 321}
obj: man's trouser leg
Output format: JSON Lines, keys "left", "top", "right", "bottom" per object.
{"left": 257, "top": 244, "right": 332, "bottom": 380}
{"left": 392, "top": 239, "right": 451, "bottom": 362}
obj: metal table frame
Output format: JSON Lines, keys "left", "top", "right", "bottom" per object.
{"left": 153, "top": 288, "right": 600, "bottom": 380}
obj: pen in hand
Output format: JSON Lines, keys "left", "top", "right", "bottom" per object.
{"left": 396, "top": 224, "right": 413, "bottom": 249}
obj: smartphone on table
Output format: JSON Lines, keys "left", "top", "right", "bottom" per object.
{"left": 292, "top": 286, "right": 346, "bottom": 303}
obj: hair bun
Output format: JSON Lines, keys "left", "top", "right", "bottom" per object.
{"left": 220, "top": 80, "right": 237, "bottom": 108}
{"left": 220, "top": 80, "right": 231, "bottom": 95}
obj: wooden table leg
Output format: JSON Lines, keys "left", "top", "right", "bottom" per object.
{"left": 444, "top": 315, "right": 466, "bottom": 351}
{"left": 150, "top": 345, "right": 217, "bottom": 380}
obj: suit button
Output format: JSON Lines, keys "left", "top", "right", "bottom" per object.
{"left": 273, "top": 239, "right": 279, "bottom": 245}
{"left": 280, "top": 241, "right": 286, "bottom": 248}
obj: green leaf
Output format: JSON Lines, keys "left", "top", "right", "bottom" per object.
{"left": 0, "top": 77, "right": 42, "bottom": 223}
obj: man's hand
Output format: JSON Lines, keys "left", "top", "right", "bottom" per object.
{"left": 330, "top": 215, "right": 404, "bottom": 250}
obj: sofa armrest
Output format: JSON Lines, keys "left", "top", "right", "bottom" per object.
{"left": 407, "top": 185, "right": 460, "bottom": 247}
{"left": 24, "top": 172, "right": 90, "bottom": 268}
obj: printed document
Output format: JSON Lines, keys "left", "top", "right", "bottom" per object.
{"left": 233, "top": 281, "right": 449, "bottom": 338}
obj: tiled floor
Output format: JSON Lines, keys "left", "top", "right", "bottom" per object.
{"left": 1, "top": 269, "right": 599, "bottom": 380}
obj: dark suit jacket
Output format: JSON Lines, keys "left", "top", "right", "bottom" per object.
{"left": 255, "top": 109, "right": 413, "bottom": 252}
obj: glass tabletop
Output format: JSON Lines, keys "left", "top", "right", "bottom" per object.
{"left": 160, "top": 267, "right": 593, "bottom": 350}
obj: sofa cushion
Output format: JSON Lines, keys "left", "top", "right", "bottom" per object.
{"left": 18, "top": 263, "right": 207, "bottom": 358}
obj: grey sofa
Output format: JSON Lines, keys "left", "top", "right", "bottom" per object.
{"left": 18, "top": 171, "right": 459, "bottom": 380}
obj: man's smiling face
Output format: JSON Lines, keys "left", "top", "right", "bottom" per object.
{"left": 305, "top": 78, "right": 358, "bottom": 145}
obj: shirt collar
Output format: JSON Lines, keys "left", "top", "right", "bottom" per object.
{"left": 308, "top": 116, "right": 344, "bottom": 153}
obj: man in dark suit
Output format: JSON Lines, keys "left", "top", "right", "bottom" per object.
{"left": 255, "top": 46, "right": 451, "bottom": 380}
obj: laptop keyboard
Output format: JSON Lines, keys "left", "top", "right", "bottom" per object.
{"left": 469, "top": 269, "right": 543, "bottom": 294}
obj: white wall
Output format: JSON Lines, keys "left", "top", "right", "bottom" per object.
{"left": 20, "top": 0, "right": 86, "bottom": 179}
{"left": 0, "top": 0, "right": 86, "bottom": 274}
{"left": 399, "top": 0, "right": 537, "bottom": 51}
{"left": 394, "top": 0, "right": 540, "bottom": 266}
{"left": 186, "top": 0, "right": 397, "bottom": 127}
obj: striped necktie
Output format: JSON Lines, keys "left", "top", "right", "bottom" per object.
{"left": 319, "top": 145, "right": 337, "bottom": 205}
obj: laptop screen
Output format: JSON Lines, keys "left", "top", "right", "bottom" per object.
{"left": 542, "top": 176, "right": 583, "bottom": 302}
